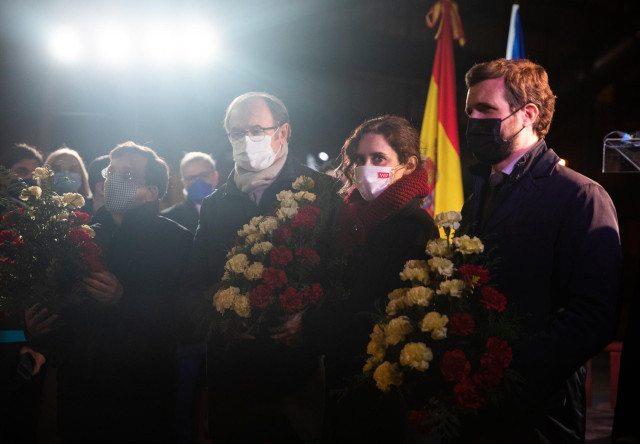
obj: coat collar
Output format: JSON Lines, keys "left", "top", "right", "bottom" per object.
{"left": 465, "top": 140, "right": 560, "bottom": 234}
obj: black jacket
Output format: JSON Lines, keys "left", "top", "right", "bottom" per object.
{"left": 161, "top": 198, "right": 200, "bottom": 234}
{"left": 186, "top": 156, "right": 341, "bottom": 443}
{"left": 34, "top": 202, "right": 193, "bottom": 443}
{"left": 459, "top": 140, "right": 622, "bottom": 444}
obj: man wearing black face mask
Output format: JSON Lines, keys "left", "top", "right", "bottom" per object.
{"left": 162, "top": 151, "right": 218, "bottom": 233}
{"left": 459, "top": 58, "right": 621, "bottom": 444}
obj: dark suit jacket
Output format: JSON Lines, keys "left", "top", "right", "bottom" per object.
{"left": 460, "top": 140, "right": 622, "bottom": 444}
{"left": 161, "top": 198, "right": 200, "bottom": 234}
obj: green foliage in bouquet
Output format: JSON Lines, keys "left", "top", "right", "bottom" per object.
{"left": 208, "top": 175, "right": 347, "bottom": 342}
{"left": 0, "top": 165, "right": 104, "bottom": 314}
{"left": 362, "top": 211, "right": 523, "bottom": 442}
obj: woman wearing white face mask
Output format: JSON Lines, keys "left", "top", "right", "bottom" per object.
{"left": 323, "top": 115, "right": 439, "bottom": 443}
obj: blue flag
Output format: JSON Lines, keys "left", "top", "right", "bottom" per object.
{"left": 506, "top": 4, "right": 525, "bottom": 60}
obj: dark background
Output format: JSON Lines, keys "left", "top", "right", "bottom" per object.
{"left": 1, "top": 0, "right": 639, "bottom": 333}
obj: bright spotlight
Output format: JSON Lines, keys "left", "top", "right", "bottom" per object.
{"left": 95, "top": 23, "right": 133, "bottom": 67}
{"left": 181, "top": 20, "right": 219, "bottom": 66}
{"left": 318, "top": 152, "right": 330, "bottom": 162}
{"left": 143, "top": 22, "right": 177, "bottom": 66}
{"left": 49, "top": 27, "right": 83, "bottom": 63}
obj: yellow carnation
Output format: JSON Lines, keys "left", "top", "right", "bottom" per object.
{"left": 428, "top": 257, "right": 455, "bottom": 277}
{"left": 29, "top": 186, "right": 42, "bottom": 199}
{"left": 420, "top": 312, "right": 449, "bottom": 340}
{"left": 33, "top": 167, "right": 53, "bottom": 180}
{"left": 213, "top": 287, "right": 240, "bottom": 314}
{"left": 292, "top": 175, "right": 314, "bottom": 191}
{"left": 366, "top": 339, "right": 386, "bottom": 362}
{"left": 373, "top": 361, "right": 403, "bottom": 392}
{"left": 434, "top": 211, "right": 462, "bottom": 230}
{"left": 370, "top": 324, "right": 385, "bottom": 345}
{"left": 251, "top": 241, "right": 273, "bottom": 255}
{"left": 238, "top": 223, "right": 258, "bottom": 237}
{"left": 384, "top": 316, "right": 413, "bottom": 346}
{"left": 225, "top": 254, "right": 249, "bottom": 274}
{"left": 62, "top": 193, "right": 85, "bottom": 209}
{"left": 399, "top": 342, "right": 433, "bottom": 371}
{"left": 426, "top": 238, "right": 453, "bottom": 258}
{"left": 276, "top": 206, "right": 298, "bottom": 221}
{"left": 388, "top": 288, "right": 408, "bottom": 301}
{"left": 258, "top": 217, "right": 278, "bottom": 234}
{"left": 453, "top": 235, "right": 485, "bottom": 255}
{"left": 233, "top": 295, "right": 251, "bottom": 318}
{"left": 385, "top": 298, "right": 405, "bottom": 316}
{"left": 405, "top": 286, "right": 434, "bottom": 307}
{"left": 437, "top": 279, "right": 465, "bottom": 298}
{"left": 399, "top": 260, "right": 430, "bottom": 285}
{"left": 244, "top": 233, "right": 263, "bottom": 245}
{"left": 244, "top": 262, "right": 264, "bottom": 280}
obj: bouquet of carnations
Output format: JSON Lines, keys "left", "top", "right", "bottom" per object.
{"left": 0, "top": 166, "right": 104, "bottom": 314}
{"left": 362, "top": 211, "right": 522, "bottom": 442}
{"left": 208, "top": 175, "right": 346, "bottom": 341}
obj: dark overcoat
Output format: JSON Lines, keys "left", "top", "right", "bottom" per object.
{"left": 460, "top": 140, "right": 622, "bottom": 443}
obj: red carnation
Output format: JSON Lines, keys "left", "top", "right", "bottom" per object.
{"left": 80, "top": 241, "right": 105, "bottom": 272}
{"left": 458, "top": 264, "right": 490, "bottom": 288}
{"left": 440, "top": 349, "right": 471, "bottom": 382}
{"left": 484, "top": 337, "right": 512, "bottom": 368}
{"left": 71, "top": 211, "right": 92, "bottom": 225}
{"left": 262, "top": 267, "right": 288, "bottom": 288}
{"left": 291, "top": 205, "right": 320, "bottom": 229}
{"left": 0, "top": 230, "right": 21, "bottom": 246}
{"left": 2, "top": 208, "right": 24, "bottom": 228}
{"left": 275, "top": 225, "right": 292, "bottom": 241}
{"left": 269, "top": 245, "right": 293, "bottom": 266}
{"left": 480, "top": 287, "right": 507, "bottom": 312}
{"left": 280, "top": 287, "right": 304, "bottom": 313}
{"left": 0, "top": 256, "right": 15, "bottom": 264}
{"left": 448, "top": 312, "right": 475, "bottom": 336}
{"left": 453, "top": 377, "right": 486, "bottom": 410}
{"left": 296, "top": 247, "right": 320, "bottom": 265}
{"left": 476, "top": 356, "right": 505, "bottom": 387}
{"left": 67, "top": 227, "right": 92, "bottom": 244}
{"left": 303, "top": 283, "right": 323, "bottom": 305}
{"left": 249, "top": 285, "right": 274, "bottom": 309}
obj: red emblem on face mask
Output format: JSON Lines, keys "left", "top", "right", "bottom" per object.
{"left": 378, "top": 172, "right": 390, "bottom": 179}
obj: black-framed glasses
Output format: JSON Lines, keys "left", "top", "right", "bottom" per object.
{"left": 227, "top": 125, "right": 281, "bottom": 142}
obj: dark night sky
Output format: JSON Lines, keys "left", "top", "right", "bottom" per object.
{"left": 1, "top": 0, "right": 639, "bottom": 213}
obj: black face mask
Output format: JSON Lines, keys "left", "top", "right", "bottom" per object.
{"left": 465, "top": 107, "right": 524, "bottom": 165}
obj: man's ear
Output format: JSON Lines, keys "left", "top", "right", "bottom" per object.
{"left": 275, "top": 122, "right": 290, "bottom": 144}
{"left": 522, "top": 103, "right": 539, "bottom": 128}
{"left": 144, "top": 185, "right": 159, "bottom": 202}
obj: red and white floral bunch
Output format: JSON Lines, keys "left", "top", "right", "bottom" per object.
{"left": 0, "top": 165, "right": 104, "bottom": 314}
{"left": 209, "top": 175, "right": 344, "bottom": 339}
{"left": 362, "top": 211, "right": 521, "bottom": 442}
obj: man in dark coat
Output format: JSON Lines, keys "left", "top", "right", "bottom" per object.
{"left": 186, "top": 92, "right": 339, "bottom": 444}
{"left": 161, "top": 151, "right": 218, "bottom": 234}
{"left": 30, "top": 142, "right": 193, "bottom": 443}
{"left": 459, "top": 58, "right": 621, "bottom": 443}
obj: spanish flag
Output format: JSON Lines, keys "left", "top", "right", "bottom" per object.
{"left": 420, "top": 0, "right": 465, "bottom": 216}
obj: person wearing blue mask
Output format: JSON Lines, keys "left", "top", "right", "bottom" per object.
{"left": 44, "top": 147, "right": 91, "bottom": 198}
{"left": 161, "top": 152, "right": 218, "bottom": 233}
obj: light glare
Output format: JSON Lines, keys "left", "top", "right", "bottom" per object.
{"left": 49, "top": 27, "right": 83, "bottom": 63}
{"left": 95, "top": 23, "right": 133, "bottom": 66}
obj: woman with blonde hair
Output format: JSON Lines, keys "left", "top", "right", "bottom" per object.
{"left": 44, "top": 147, "right": 91, "bottom": 198}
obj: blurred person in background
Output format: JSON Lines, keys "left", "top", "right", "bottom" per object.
{"left": 162, "top": 151, "right": 218, "bottom": 233}
{"left": 80, "top": 154, "right": 110, "bottom": 218}
{"left": 44, "top": 147, "right": 91, "bottom": 198}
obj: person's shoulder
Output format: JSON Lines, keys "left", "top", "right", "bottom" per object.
{"left": 154, "top": 213, "right": 194, "bottom": 240}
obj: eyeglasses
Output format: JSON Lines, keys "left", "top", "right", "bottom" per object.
{"left": 227, "top": 125, "right": 281, "bottom": 142}
{"left": 101, "top": 167, "right": 135, "bottom": 182}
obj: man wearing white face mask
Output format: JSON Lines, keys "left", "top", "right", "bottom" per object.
{"left": 186, "top": 92, "right": 340, "bottom": 444}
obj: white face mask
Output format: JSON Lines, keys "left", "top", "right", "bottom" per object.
{"left": 354, "top": 165, "right": 402, "bottom": 201}
{"left": 232, "top": 136, "right": 280, "bottom": 172}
